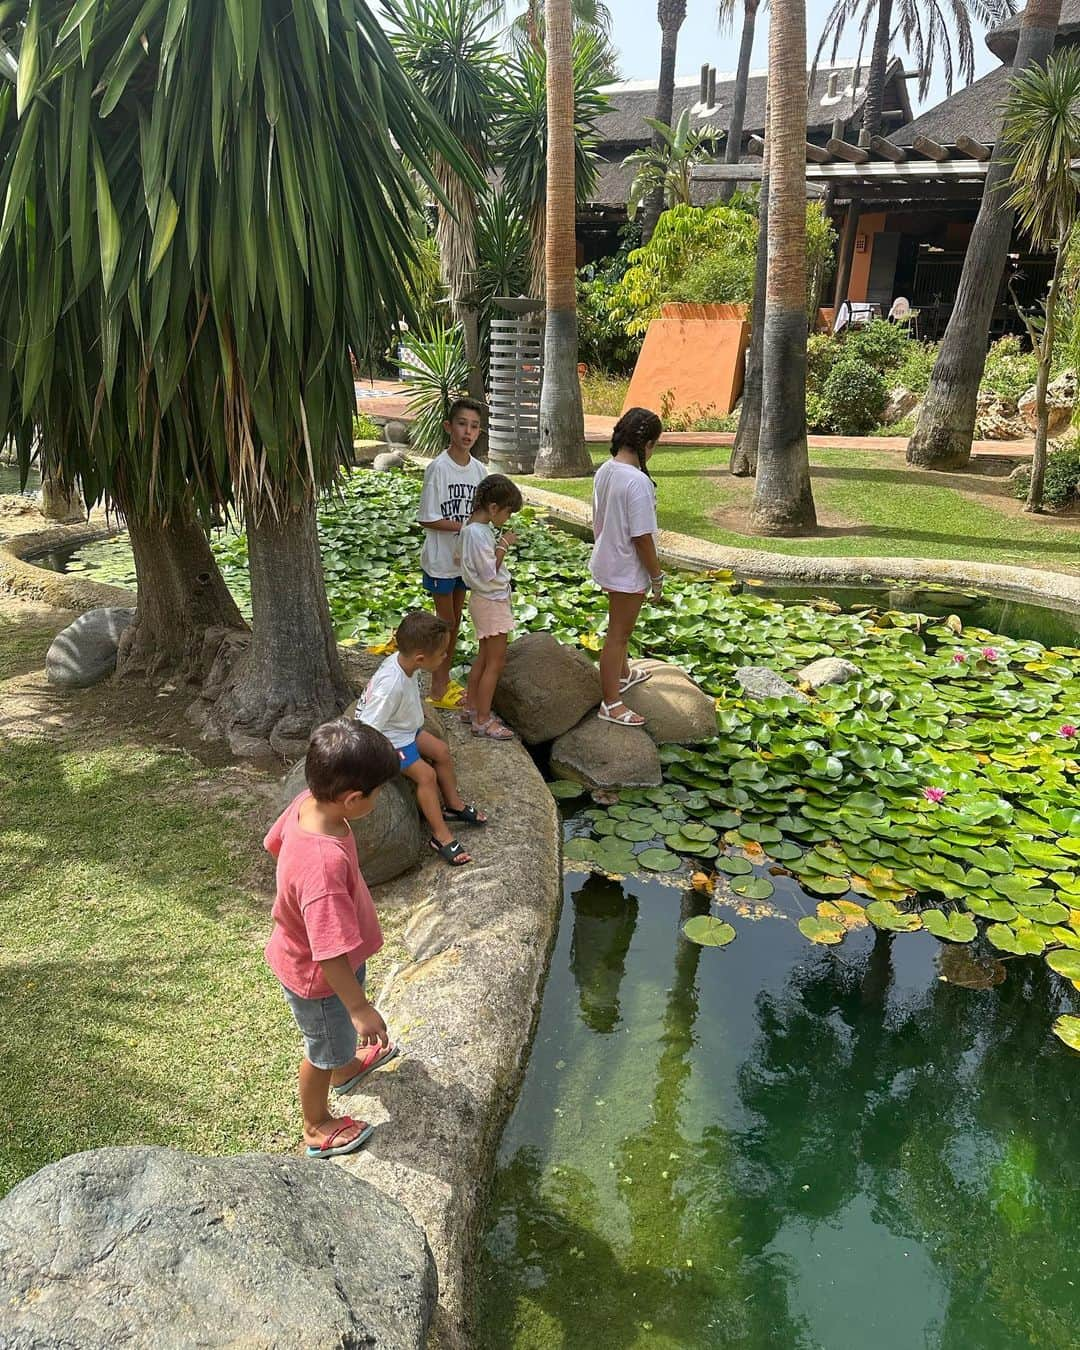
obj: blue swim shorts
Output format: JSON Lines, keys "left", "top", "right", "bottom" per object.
{"left": 281, "top": 963, "right": 367, "bottom": 1070}
{"left": 398, "top": 739, "right": 422, "bottom": 770}
{"left": 422, "top": 572, "right": 467, "bottom": 596}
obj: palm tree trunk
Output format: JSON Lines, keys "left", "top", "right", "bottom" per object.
{"left": 750, "top": 0, "right": 817, "bottom": 533}
{"left": 434, "top": 162, "right": 488, "bottom": 455}
{"left": 906, "top": 0, "right": 1062, "bottom": 471}
{"left": 640, "top": 5, "right": 686, "bottom": 244}
{"left": 1027, "top": 238, "right": 1065, "bottom": 512}
{"left": 40, "top": 469, "right": 84, "bottom": 522}
{"left": 860, "top": 0, "right": 894, "bottom": 144}
{"left": 535, "top": 0, "right": 593, "bottom": 478}
{"left": 718, "top": 0, "right": 759, "bottom": 203}
{"left": 730, "top": 99, "right": 769, "bottom": 477}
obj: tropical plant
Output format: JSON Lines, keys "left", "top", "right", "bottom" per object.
{"left": 813, "top": 0, "right": 1017, "bottom": 143}
{"left": 639, "top": 0, "right": 688, "bottom": 243}
{"left": 491, "top": 0, "right": 617, "bottom": 72}
{"left": 624, "top": 109, "right": 721, "bottom": 219}
{"left": 398, "top": 325, "right": 472, "bottom": 454}
{"left": 751, "top": 0, "right": 817, "bottom": 532}
{"left": 1000, "top": 48, "right": 1080, "bottom": 511}
{"left": 476, "top": 190, "right": 532, "bottom": 304}
{"left": 819, "top": 357, "right": 889, "bottom": 433}
{"left": 0, "top": 0, "right": 476, "bottom": 748}
{"left": 385, "top": 0, "right": 504, "bottom": 414}
{"left": 535, "top": 0, "right": 593, "bottom": 477}
{"left": 1012, "top": 440, "right": 1080, "bottom": 507}
{"left": 496, "top": 25, "right": 610, "bottom": 295}
{"left": 908, "top": 0, "right": 1063, "bottom": 471}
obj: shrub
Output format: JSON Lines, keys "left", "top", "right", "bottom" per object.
{"left": 844, "top": 319, "right": 910, "bottom": 372}
{"left": 982, "top": 336, "right": 1039, "bottom": 406}
{"left": 819, "top": 358, "right": 888, "bottom": 435}
{"left": 352, "top": 413, "right": 381, "bottom": 441}
{"left": 1013, "top": 441, "right": 1080, "bottom": 509}
{"left": 577, "top": 276, "right": 642, "bottom": 374}
{"left": 806, "top": 391, "right": 830, "bottom": 434}
{"left": 894, "top": 339, "right": 938, "bottom": 395}
{"left": 580, "top": 371, "right": 630, "bottom": 418}
{"left": 398, "top": 325, "right": 471, "bottom": 455}
{"left": 807, "top": 333, "right": 842, "bottom": 396}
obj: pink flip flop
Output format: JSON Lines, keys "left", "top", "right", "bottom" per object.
{"left": 331, "top": 1042, "right": 400, "bottom": 1096}
{"left": 305, "top": 1116, "right": 374, "bottom": 1157}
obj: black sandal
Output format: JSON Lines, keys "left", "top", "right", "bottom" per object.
{"left": 430, "top": 837, "right": 472, "bottom": 866}
{"left": 442, "top": 803, "right": 488, "bottom": 827}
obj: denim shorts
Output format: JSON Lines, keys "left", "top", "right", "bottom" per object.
{"left": 422, "top": 572, "right": 466, "bottom": 596}
{"left": 281, "top": 963, "right": 366, "bottom": 1070}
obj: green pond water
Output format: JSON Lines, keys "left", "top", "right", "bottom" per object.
{"left": 476, "top": 865, "right": 1080, "bottom": 1350}
{"left": 0, "top": 462, "right": 39, "bottom": 497}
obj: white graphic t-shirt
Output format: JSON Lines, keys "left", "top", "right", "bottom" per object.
{"left": 418, "top": 451, "right": 489, "bottom": 578}
{"left": 589, "top": 459, "right": 658, "bottom": 594}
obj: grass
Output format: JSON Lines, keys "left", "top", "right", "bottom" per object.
{"left": 519, "top": 444, "right": 1080, "bottom": 572}
{"left": 580, "top": 371, "right": 629, "bottom": 419}
{"left": 0, "top": 611, "right": 299, "bottom": 1193}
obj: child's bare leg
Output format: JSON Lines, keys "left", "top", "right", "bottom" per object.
{"left": 416, "top": 728, "right": 469, "bottom": 814}
{"left": 404, "top": 756, "right": 456, "bottom": 845}
{"left": 299, "top": 1059, "right": 364, "bottom": 1148}
{"left": 430, "top": 588, "right": 466, "bottom": 700}
{"left": 474, "top": 635, "right": 508, "bottom": 723}
{"left": 464, "top": 641, "right": 488, "bottom": 716}
{"left": 600, "top": 591, "right": 646, "bottom": 707}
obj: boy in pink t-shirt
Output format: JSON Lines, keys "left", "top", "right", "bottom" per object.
{"left": 265, "top": 720, "right": 401, "bottom": 1158}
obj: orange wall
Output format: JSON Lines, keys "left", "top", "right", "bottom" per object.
{"left": 847, "top": 212, "right": 887, "bottom": 303}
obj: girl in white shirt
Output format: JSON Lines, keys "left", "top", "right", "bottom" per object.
{"left": 459, "top": 474, "right": 524, "bottom": 740}
{"left": 589, "top": 408, "right": 664, "bottom": 726}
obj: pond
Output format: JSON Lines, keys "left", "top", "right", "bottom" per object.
{"left": 476, "top": 863, "right": 1080, "bottom": 1349}
{"left": 0, "top": 462, "right": 40, "bottom": 497}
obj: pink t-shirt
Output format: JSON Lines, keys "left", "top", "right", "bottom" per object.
{"left": 263, "top": 791, "right": 383, "bottom": 999}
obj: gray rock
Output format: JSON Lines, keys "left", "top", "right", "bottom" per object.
{"left": 45, "top": 606, "right": 135, "bottom": 688}
{"left": 1009, "top": 463, "right": 1032, "bottom": 484}
{"left": 733, "top": 665, "right": 809, "bottom": 703}
{"left": 797, "top": 656, "right": 860, "bottom": 690}
{"left": 280, "top": 751, "right": 426, "bottom": 886}
{"left": 550, "top": 712, "right": 662, "bottom": 788}
{"left": 0, "top": 1146, "right": 436, "bottom": 1350}
{"left": 621, "top": 659, "right": 717, "bottom": 744}
{"left": 384, "top": 420, "right": 411, "bottom": 446}
{"left": 493, "top": 632, "right": 602, "bottom": 745}
{"left": 373, "top": 450, "right": 407, "bottom": 472}
{"left": 883, "top": 386, "right": 919, "bottom": 424}
{"left": 1019, "top": 369, "right": 1075, "bottom": 438}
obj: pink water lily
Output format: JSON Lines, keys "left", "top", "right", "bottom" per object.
{"left": 981, "top": 647, "right": 999, "bottom": 662}
{"left": 1061, "top": 723, "right": 1078, "bottom": 739}
{"left": 951, "top": 651, "right": 967, "bottom": 664}
{"left": 923, "top": 787, "right": 947, "bottom": 804}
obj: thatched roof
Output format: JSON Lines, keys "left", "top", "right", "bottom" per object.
{"left": 890, "top": 63, "right": 1011, "bottom": 148}
{"left": 595, "top": 57, "right": 911, "bottom": 149}
{"left": 987, "top": 1, "right": 1080, "bottom": 61}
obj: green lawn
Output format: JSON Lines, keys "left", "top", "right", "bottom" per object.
{"left": 523, "top": 445, "right": 1080, "bottom": 573}
{"left": 0, "top": 610, "right": 298, "bottom": 1193}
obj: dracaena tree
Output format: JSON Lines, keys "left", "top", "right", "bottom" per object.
{"left": 0, "top": 0, "right": 476, "bottom": 754}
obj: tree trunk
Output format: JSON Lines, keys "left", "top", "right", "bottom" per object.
{"left": 40, "top": 470, "right": 84, "bottom": 523}
{"left": 750, "top": 0, "right": 817, "bottom": 534}
{"left": 906, "top": 0, "right": 1062, "bottom": 471}
{"left": 118, "top": 511, "right": 247, "bottom": 682}
{"left": 535, "top": 0, "right": 593, "bottom": 478}
{"left": 639, "top": 6, "right": 686, "bottom": 244}
{"left": 730, "top": 102, "right": 769, "bottom": 477}
{"left": 206, "top": 498, "right": 351, "bottom": 757}
{"left": 435, "top": 161, "right": 488, "bottom": 457}
{"left": 860, "top": 0, "right": 894, "bottom": 144}
{"left": 1026, "top": 239, "right": 1065, "bottom": 513}
{"left": 718, "top": 0, "right": 759, "bottom": 204}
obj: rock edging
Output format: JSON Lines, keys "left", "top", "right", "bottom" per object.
{"left": 0, "top": 521, "right": 132, "bottom": 611}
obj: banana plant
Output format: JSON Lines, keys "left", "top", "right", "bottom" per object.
{"left": 624, "top": 109, "right": 721, "bottom": 220}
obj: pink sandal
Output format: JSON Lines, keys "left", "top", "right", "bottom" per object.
{"left": 472, "top": 715, "right": 514, "bottom": 741}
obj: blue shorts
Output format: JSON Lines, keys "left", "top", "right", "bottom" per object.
{"left": 281, "top": 963, "right": 367, "bottom": 1070}
{"left": 422, "top": 572, "right": 466, "bottom": 596}
{"left": 398, "top": 739, "right": 422, "bottom": 770}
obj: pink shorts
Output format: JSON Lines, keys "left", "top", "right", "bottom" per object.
{"left": 469, "top": 593, "right": 514, "bottom": 640}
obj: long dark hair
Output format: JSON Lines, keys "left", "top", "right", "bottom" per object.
{"left": 611, "top": 407, "right": 662, "bottom": 479}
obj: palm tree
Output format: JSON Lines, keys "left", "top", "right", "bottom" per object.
{"left": 493, "top": 0, "right": 618, "bottom": 71}
{"left": 907, "top": 0, "right": 1063, "bottom": 470}
{"left": 717, "top": 0, "right": 764, "bottom": 202}
{"left": 640, "top": 1, "right": 689, "bottom": 244}
{"left": 814, "top": 0, "right": 1018, "bottom": 144}
{"left": 0, "top": 1, "right": 475, "bottom": 749}
{"left": 385, "top": 0, "right": 504, "bottom": 423}
{"left": 749, "top": 0, "right": 818, "bottom": 532}
{"left": 1000, "top": 49, "right": 1080, "bottom": 511}
{"left": 730, "top": 101, "right": 770, "bottom": 477}
{"left": 534, "top": 0, "right": 594, "bottom": 477}
{"left": 624, "top": 109, "right": 720, "bottom": 218}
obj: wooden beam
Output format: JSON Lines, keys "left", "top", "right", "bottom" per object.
{"left": 956, "top": 134, "right": 991, "bottom": 161}
{"left": 833, "top": 198, "right": 861, "bottom": 309}
{"left": 806, "top": 141, "right": 832, "bottom": 164}
{"left": 870, "top": 136, "right": 908, "bottom": 163}
{"left": 747, "top": 134, "right": 766, "bottom": 157}
{"left": 827, "top": 137, "right": 871, "bottom": 164}
{"left": 913, "top": 135, "right": 950, "bottom": 162}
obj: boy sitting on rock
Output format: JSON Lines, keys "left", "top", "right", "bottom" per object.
{"left": 356, "top": 610, "right": 488, "bottom": 866}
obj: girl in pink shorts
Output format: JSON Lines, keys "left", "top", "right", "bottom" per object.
{"left": 458, "top": 474, "right": 524, "bottom": 740}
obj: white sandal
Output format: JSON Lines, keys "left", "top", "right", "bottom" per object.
{"left": 598, "top": 700, "right": 646, "bottom": 727}
{"left": 619, "top": 667, "right": 652, "bottom": 694}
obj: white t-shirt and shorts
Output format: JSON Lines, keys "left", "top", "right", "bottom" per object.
{"left": 589, "top": 459, "right": 658, "bottom": 595}
{"left": 355, "top": 654, "right": 426, "bottom": 769}
{"left": 459, "top": 521, "right": 514, "bottom": 640}
{"left": 418, "top": 451, "right": 489, "bottom": 595}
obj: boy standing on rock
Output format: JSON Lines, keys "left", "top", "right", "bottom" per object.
{"left": 417, "top": 398, "right": 489, "bottom": 706}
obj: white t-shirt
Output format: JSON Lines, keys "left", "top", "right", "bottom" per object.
{"left": 458, "top": 521, "right": 511, "bottom": 600}
{"left": 589, "top": 458, "right": 658, "bottom": 594}
{"left": 355, "top": 653, "right": 424, "bottom": 748}
{"left": 418, "top": 451, "right": 489, "bottom": 578}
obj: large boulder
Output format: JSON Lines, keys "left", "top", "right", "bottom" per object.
{"left": 620, "top": 659, "right": 717, "bottom": 745}
{"left": 550, "top": 713, "right": 662, "bottom": 789}
{"left": 797, "top": 657, "right": 860, "bottom": 690}
{"left": 0, "top": 1146, "right": 436, "bottom": 1350}
{"left": 975, "top": 390, "right": 1026, "bottom": 441}
{"left": 373, "top": 450, "right": 407, "bottom": 472}
{"left": 1019, "top": 369, "right": 1076, "bottom": 439}
{"left": 733, "top": 666, "right": 809, "bottom": 703}
{"left": 493, "top": 633, "right": 602, "bottom": 745}
{"left": 883, "top": 386, "right": 919, "bottom": 424}
{"left": 45, "top": 606, "right": 135, "bottom": 688}
{"left": 279, "top": 752, "right": 425, "bottom": 886}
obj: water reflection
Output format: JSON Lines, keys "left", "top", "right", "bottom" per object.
{"left": 478, "top": 871, "right": 1080, "bottom": 1349}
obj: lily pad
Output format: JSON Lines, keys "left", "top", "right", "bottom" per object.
{"left": 731, "top": 876, "right": 775, "bottom": 901}
{"left": 866, "top": 900, "right": 923, "bottom": 933}
{"left": 564, "top": 838, "right": 599, "bottom": 863}
{"left": 614, "top": 822, "right": 657, "bottom": 843}
{"left": 798, "top": 915, "right": 846, "bottom": 945}
{"left": 1046, "top": 949, "right": 1080, "bottom": 981}
{"left": 819, "top": 899, "right": 869, "bottom": 930}
{"left": 682, "top": 916, "right": 736, "bottom": 948}
{"left": 715, "top": 855, "right": 754, "bottom": 877}
{"left": 921, "top": 909, "right": 978, "bottom": 943}
{"left": 1052, "top": 1014, "right": 1080, "bottom": 1051}
{"left": 766, "top": 841, "right": 803, "bottom": 862}
{"left": 549, "top": 780, "right": 586, "bottom": 800}
{"left": 638, "top": 848, "right": 683, "bottom": 873}
{"left": 801, "top": 874, "right": 852, "bottom": 897}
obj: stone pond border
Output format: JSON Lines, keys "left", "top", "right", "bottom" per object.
{"left": 0, "top": 520, "right": 133, "bottom": 611}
